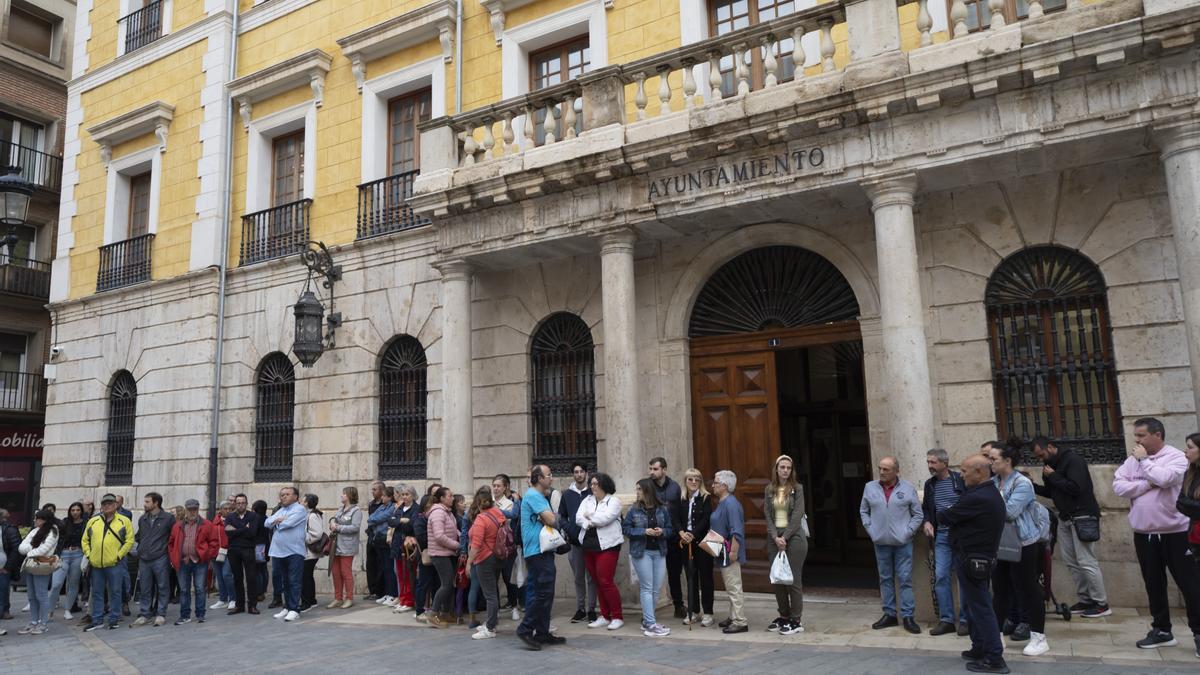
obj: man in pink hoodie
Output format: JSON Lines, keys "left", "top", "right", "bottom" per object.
{"left": 1112, "top": 417, "right": 1200, "bottom": 654}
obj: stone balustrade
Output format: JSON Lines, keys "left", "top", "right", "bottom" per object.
{"left": 417, "top": 0, "right": 1143, "bottom": 180}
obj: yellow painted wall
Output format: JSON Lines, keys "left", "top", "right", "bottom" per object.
{"left": 86, "top": 1, "right": 213, "bottom": 75}
{"left": 70, "top": 41, "right": 207, "bottom": 299}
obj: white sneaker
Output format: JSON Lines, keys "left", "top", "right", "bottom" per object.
{"left": 64, "top": 610, "right": 74, "bottom": 620}
{"left": 549, "top": 624, "right": 559, "bottom": 635}
{"left": 21, "top": 603, "right": 29, "bottom": 612}
{"left": 588, "top": 616, "right": 609, "bottom": 629}
{"left": 511, "top": 607, "right": 520, "bottom": 620}
{"left": 382, "top": 597, "right": 397, "bottom": 607}
{"left": 700, "top": 614, "right": 714, "bottom": 627}
{"left": 228, "top": 600, "right": 237, "bottom": 610}
{"left": 1023, "top": 632, "right": 1050, "bottom": 657}
{"left": 607, "top": 618, "right": 624, "bottom": 630}
{"left": 392, "top": 604, "right": 412, "bottom": 614}
{"left": 472, "top": 627, "right": 496, "bottom": 639}
{"left": 274, "top": 609, "right": 289, "bottom": 619}
{"left": 210, "top": 601, "right": 226, "bottom": 610}
{"left": 284, "top": 611, "right": 299, "bottom": 622}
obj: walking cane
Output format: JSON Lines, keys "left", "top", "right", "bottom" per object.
{"left": 682, "top": 539, "right": 695, "bottom": 632}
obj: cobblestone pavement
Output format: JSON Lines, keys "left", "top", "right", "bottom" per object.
{"left": 1, "top": 592, "right": 1198, "bottom": 674}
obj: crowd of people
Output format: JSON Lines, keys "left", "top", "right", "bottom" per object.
{"left": 0, "top": 417, "right": 1198, "bottom": 672}
{"left": 858, "top": 418, "right": 1200, "bottom": 673}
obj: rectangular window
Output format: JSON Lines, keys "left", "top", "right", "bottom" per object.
{"left": 708, "top": 0, "right": 797, "bottom": 97}
{"left": 128, "top": 172, "right": 151, "bottom": 237}
{"left": 388, "top": 89, "right": 431, "bottom": 176}
{"left": 529, "top": 36, "right": 590, "bottom": 143}
{"left": 6, "top": 3, "right": 55, "bottom": 58}
{"left": 961, "top": 0, "right": 1066, "bottom": 31}
{"left": 0, "top": 333, "right": 26, "bottom": 373}
{"left": 271, "top": 131, "right": 304, "bottom": 206}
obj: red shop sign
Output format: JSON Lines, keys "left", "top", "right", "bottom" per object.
{"left": 0, "top": 426, "right": 43, "bottom": 456}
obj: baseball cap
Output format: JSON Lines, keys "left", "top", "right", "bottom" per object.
{"left": 101, "top": 493, "right": 117, "bottom": 504}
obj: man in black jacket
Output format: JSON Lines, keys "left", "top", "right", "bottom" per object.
{"left": 922, "top": 448, "right": 968, "bottom": 636}
{"left": 559, "top": 462, "right": 596, "bottom": 623}
{"left": 1031, "top": 436, "right": 1111, "bottom": 618}
{"left": 649, "top": 457, "right": 686, "bottom": 618}
{"left": 0, "top": 509, "right": 21, "bottom": 620}
{"left": 940, "top": 455, "right": 1008, "bottom": 674}
{"left": 224, "top": 494, "right": 260, "bottom": 615}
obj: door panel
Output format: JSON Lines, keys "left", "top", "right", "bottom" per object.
{"left": 690, "top": 350, "right": 779, "bottom": 592}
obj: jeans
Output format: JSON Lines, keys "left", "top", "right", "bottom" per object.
{"left": 26, "top": 572, "right": 51, "bottom": 626}
{"left": 1134, "top": 531, "right": 1200, "bottom": 636}
{"left": 215, "top": 559, "right": 234, "bottom": 603}
{"left": 51, "top": 549, "right": 84, "bottom": 612}
{"left": 432, "top": 555, "right": 456, "bottom": 613}
{"left": 567, "top": 545, "right": 596, "bottom": 612}
{"left": 1058, "top": 518, "right": 1108, "bottom": 605}
{"left": 476, "top": 556, "right": 501, "bottom": 630}
{"left": 874, "top": 542, "right": 916, "bottom": 618}
{"left": 414, "top": 561, "right": 435, "bottom": 614}
{"left": 631, "top": 549, "right": 667, "bottom": 627}
{"left": 279, "top": 554, "right": 304, "bottom": 612}
{"left": 959, "top": 562, "right": 1004, "bottom": 663}
{"left": 138, "top": 556, "right": 171, "bottom": 619}
{"left": 0, "top": 570, "right": 10, "bottom": 616}
{"left": 91, "top": 565, "right": 124, "bottom": 626}
{"left": 119, "top": 558, "right": 132, "bottom": 604}
{"left": 375, "top": 545, "right": 397, "bottom": 599}
{"left": 468, "top": 564, "right": 482, "bottom": 614}
{"left": 933, "top": 531, "right": 968, "bottom": 624}
{"left": 271, "top": 557, "right": 285, "bottom": 602}
{"left": 256, "top": 561, "right": 268, "bottom": 598}
{"left": 177, "top": 561, "right": 207, "bottom": 619}
{"left": 517, "top": 552, "right": 556, "bottom": 637}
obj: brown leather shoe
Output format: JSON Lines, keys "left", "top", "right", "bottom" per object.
{"left": 428, "top": 612, "right": 450, "bottom": 628}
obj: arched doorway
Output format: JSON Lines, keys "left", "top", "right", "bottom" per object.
{"left": 688, "top": 246, "right": 873, "bottom": 592}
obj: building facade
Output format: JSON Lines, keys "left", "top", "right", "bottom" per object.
{"left": 1, "top": 0, "right": 72, "bottom": 525}
{"left": 41, "top": 0, "right": 1200, "bottom": 602}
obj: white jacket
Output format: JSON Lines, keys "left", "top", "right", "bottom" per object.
{"left": 304, "top": 511, "right": 325, "bottom": 561}
{"left": 575, "top": 494, "right": 623, "bottom": 551}
{"left": 19, "top": 527, "right": 58, "bottom": 559}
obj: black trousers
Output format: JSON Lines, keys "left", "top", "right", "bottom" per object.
{"left": 365, "top": 543, "right": 383, "bottom": 597}
{"left": 302, "top": 559, "right": 318, "bottom": 608}
{"left": 684, "top": 546, "right": 715, "bottom": 615}
{"left": 665, "top": 539, "right": 684, "bottom": 608}
{"left": 992, "top": 541, "right": 1044, "bottom": 633}
{"left": 227, "top": 547, "right": 258, "bottom": 610}
{"left": 1135, "top": 531, "right": 1200, "bottom": 636}
{"left": 959, "top": 562, "right": 1004, "bottom": 663}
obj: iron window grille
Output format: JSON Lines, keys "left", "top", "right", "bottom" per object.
{"left": 255, "top": 353, "right": 296, "bottom": 482}
{"left": 378, "top": 336, "right": 428, "bottom": 479}
{"left": 106, "top": 371, "right": 137, "bottom": 485}
{"left": 530, "top": 313, "right": 597, "bottom": 474}
{"left": 985, "top": 246, "right": 1124, "bottom": 464}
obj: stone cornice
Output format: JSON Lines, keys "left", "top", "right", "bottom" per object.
{"left": 238, "top": 0, "right": 320, "bottom": 34}
{"left": 228, "top": 49, "right": 332, "bottom": 128}
{"left": 336, "top": 0, "right": 456, "bottom": 91}
{"left": 86, "top": 101, "right": 175, "bottom": 164}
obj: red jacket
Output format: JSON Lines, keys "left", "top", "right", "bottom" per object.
{"left": 168, "top": 518, "right": 220, "bottom": 570}
{"left": 212, "top": 515, "right": 229, "bottom": 548}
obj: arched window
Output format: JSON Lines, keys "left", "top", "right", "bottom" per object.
{"left": 255, "top": 353, "right": 295, "bottom": 481}
{"left": 379, "top": 336, "right": 427, "bottom": 479}
{"left": 985, "top": 246, "right": 1124, "bottom": 463}
{"left": 106, "top": 370, "right": 137, "bottom": 485}
{"left": 530, "top": 312, "right": 597, "bottom": 472}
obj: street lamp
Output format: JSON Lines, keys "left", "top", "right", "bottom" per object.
{"left": 292, "top": 240, "right": 343, "bottom": 367}
{"left": 0, "top": 166, "right": 32, "bottom": 257}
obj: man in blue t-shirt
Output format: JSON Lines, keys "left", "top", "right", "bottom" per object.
{"left": 517, "top": 464, "right": 563, "bottom": 651}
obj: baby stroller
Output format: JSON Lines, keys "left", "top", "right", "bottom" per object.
{"left": 1040, "top": 510, "right": 1072, "bottom": 622}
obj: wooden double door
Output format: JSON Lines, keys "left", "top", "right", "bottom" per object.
{"left": 689, "top": 322, "right": 868, "bottom": 592}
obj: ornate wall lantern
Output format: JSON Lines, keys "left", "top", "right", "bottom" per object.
{"left": 292, "top": 241, "right": 343, "bottom": 367}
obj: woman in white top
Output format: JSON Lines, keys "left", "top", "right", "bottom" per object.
{"left": 301, "top": 494, "right": 325, "bottom": 612}
{"left": 18, "top": 509, "right": 59, "bottom": 635}
{"left": 576, "top": 472, "right": 624, "bottom": 631}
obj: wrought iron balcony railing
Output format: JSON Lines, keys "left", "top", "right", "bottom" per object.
{"left": 97, "top": 233, "right": 154, "bottom": 292}
{"left": 0, "top": 371, "right": 46, "bottom": 413}
{"left": 0, "top": 257, "right": 51, "bottom": 299}
{"left": 240, "top": 199, "right": 312, "bottom": 266}
{"left": 356, "top": 170, "right": 429, "bottom": 239}
{"left": 1, "top": 142, "right": 62, "bottom": 192}
{"left": 119, "top": 0, "right": 164, "bottom": 55}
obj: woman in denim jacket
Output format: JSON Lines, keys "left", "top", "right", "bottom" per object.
{"left": 366, "top": 488, "right": 398, "bottom": 605}
{"left": 988, "top": 440, "right": 1050, "bottom": 657}
{"left": 623, "top": 478, "right": 675, "bottom": 638}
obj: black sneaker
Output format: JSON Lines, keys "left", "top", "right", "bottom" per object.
{"left": 673, "top": 605, "right": 686, "bottom": 619}
{"left": 1136, "top": 629, "right": 1178, "bottom": 649}
{"left": 779, "top": 620, "right": 804, "bottom": 635}
{"left": 537, "top": 633, "right": 566, "bottom": 645}
{"left": 1001, "top": 619, "right": 1015, "bottom": 636}
{"left": 107, "top": 622, "right": 119, "bottom": 630}
{"left": 587, "top": 611, "right": 598, "bottom": 623}
{"left": 518, "top": 631, "right": 542, "bottom": 651}
{"left": 966, "top": 659, "right": 1010, "bottom": 674}
{"left": 197, "top": 617, "right": 206, "bottom": 623}
{"left": 174, "top": 618, "right": 191, "bottom": 625}
{"left": 1068, "top": 601, "right": 1093, "bottom": 615}
{"left": 1009, "top": 622, "right": 1030, "bottom": 642}
{"left": 84, "top": 622, "right": 104, "bottom": 632}
{"left": 570, "top": 610, "right": 587, "bottom": 623}
{"left": 1081, "top": 604, "right": 1112, "bottom": 618}
{"left": 961, "top": 647, "right": 985, "bottom": 661}
{"left": 718, "top": 617, "right": 732, "bottom": 629}
{"left": 767, "top": 616, "right": 786, "bottom": 632}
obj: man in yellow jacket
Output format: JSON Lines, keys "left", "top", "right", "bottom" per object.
{"left": 82, "top": 493, "right": 133, "bottom": 631}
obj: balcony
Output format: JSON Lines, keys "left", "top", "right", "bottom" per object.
{"left": 240, "top": 199, "right": 312, "bottom": 265}
{"left": 356, "top": 170, "right": 429, "bottom": 240}
{"left": 119, "top": 0, "right": 164, "bottom": 55}
{"left": 0, "top": 371, "right": 46, "bottom": 414}
{"left": 2, "top": 142, "right": 62, "bottom": 193}
{"left": 0, "top": 257, "right": 51, "bottom": 300}
{"left": 97, "top": 233, "right": 154, "bottom": 292}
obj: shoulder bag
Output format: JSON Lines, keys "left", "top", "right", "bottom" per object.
{"left": 997, "top": 476, "right": 1023, "bottom": 562}
{"left": 1072, "top": 515, "right": 1101, "bottom": 543}
{"left": 21, "top": 554, "right": 60, "bottom": 576}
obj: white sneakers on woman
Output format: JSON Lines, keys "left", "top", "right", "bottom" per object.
{"left": 392, "top": 604, "right": 413, "bottom": 613}
{"left": 1023, "top": 632, "right": 1050, "bottom": 656}
{"left": 588, "top": 616, "right": 609, "bottom": 628}
{"left": 607, "top": 618, "right": 624, "bottom": 630}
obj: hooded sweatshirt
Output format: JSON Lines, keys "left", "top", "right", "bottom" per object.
{"left": 1112, "top": 444, "right": 1190, "bottom": 534}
